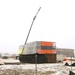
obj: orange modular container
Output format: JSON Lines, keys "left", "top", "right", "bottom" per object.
{"left": 19, "top": 41, "right": 56, "bottom": 63}
{"left": 37, "top": 50, "right": 56, "bottom": 54}
{"left": 40, "top": 42, "right": 53, "bottom": 46}
{"left": 20, "top": 41, "right": 56, "bottom": 54}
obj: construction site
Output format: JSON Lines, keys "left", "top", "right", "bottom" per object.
{"left": 11, "top": 7, "right": 75, "bottom": 75}
{"left": 17, "top": 7, "right": 74, "bottom": 65}
{"left": 0, "top": 1, "right": 75, "bottom": 74}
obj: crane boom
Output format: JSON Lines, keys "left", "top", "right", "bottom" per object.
{"left": 21, "top": 7, "right": 41, "bottom": 54}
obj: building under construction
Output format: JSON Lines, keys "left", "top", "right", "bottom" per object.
{"left": 19, "top": 41, "right": 56, "bottom": 63}
{"left": 18, "top": 7, "right": 74, "bottom": 63}
{"left": 18, "top": 8, "right": 57, "bottom": 63}
{"left": 19, "top": 41, "right": 74, "bottom": 63}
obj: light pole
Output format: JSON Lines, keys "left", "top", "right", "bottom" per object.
{"left": 35, "top": 54, "right": 37, "bottom": 75}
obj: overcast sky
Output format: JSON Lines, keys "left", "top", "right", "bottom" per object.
{"left": 0, "top": 0, "right": 75, "bottom": 54}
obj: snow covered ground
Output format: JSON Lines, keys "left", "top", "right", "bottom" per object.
{"left": 0, "top": 58, "right": 20, "bottom": 65}
{"left": 0, "top": 63, "right": 73, "bottom": 75}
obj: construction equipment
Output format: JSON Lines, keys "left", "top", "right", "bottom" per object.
{"left": 19, "top": 7, "right": 56, "bottom": 63}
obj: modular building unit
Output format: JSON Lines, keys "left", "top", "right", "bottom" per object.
{"left": 19, "top": 41, "right": 56, "bottom": 63}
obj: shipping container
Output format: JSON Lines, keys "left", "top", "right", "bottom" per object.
{"left": 19, "top": 54, "right": 56, "bottom": 63}
{"left": 19, "top": 41, "right": 56, "bottom": 63}
{"left": 19, "top": 41, "right": 56, "bottom": 54}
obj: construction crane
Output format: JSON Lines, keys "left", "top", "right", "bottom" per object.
{"left": 19, "top": 7, "right": 56, "bottom": 63}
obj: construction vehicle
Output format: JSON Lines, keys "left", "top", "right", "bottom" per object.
{"left": 19, "top": 7, "right": 56, "bottom": 63}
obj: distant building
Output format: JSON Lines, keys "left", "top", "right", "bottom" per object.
{"left": 56, "top": 48, "right": 74, "bottom": 62}
{"left": 56, "top": 48, "right": 74, "bottom": 57}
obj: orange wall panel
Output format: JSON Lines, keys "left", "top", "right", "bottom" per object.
{"left": 37, "top": 50, "right": 56, "bottom": 54}
{"left": 40, "top": 42, "right": 53, "bottom": 46}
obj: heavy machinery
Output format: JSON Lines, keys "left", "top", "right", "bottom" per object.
{"left": 19, "top": 7, "right": 56, "bottom": 63}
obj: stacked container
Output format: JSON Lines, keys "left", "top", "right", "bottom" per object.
{"left": 19, "top": 41, "right": 56, "bottom": 63}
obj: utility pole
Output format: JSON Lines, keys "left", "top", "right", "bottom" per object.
{"left": 35, "top": 54, "right": 37, "bottom": 75}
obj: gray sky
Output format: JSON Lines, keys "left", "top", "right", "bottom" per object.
{"left": 0, "top": 0, "right": 75, "bottom": 54}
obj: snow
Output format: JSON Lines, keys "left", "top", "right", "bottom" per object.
{"left": 0, "top": 58, "right": 20, "bottom": 64}
{"left": 0, "top": 63, "right": 74, "bottom": 75}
